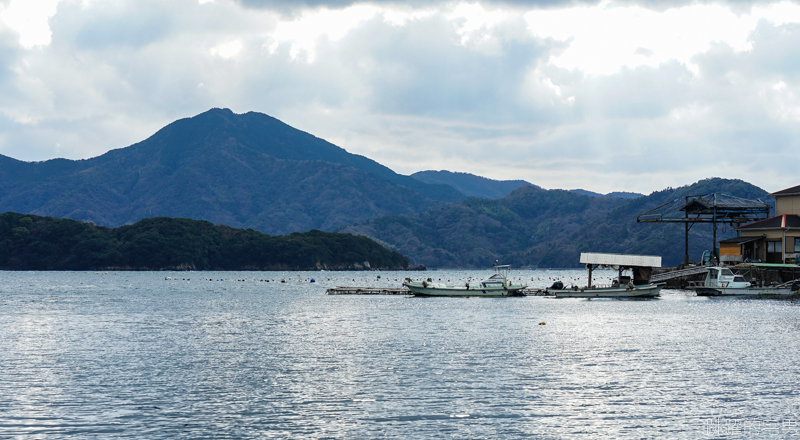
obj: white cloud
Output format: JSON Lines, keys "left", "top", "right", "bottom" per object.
{"left": 0, "top": 0, "right": 60, "bottom": 48}
{"left": 210, "top": 39, "right": 243, "bottom": 58}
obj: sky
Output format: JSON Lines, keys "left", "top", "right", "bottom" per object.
{"left": 0, "top": 0, "right": 799, "bottom": 195}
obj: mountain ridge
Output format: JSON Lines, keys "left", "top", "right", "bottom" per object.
{"left": 0, "top": 109, "right": 465, "bottom": 234}
{"left": 411, "top": 170, "right": 534, "bottom": 199}
{"left": 341, "top": 178, "right": 770, "bottom": 268}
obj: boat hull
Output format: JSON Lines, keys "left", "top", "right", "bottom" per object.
{"left": 695, "top": 287, "right": 799, "bottom": 297}
{"left": 403, "top": 282, "right": 525, "bottom": 297}
{"left": 554, "top": 283, "right": 663, "bottom": 298}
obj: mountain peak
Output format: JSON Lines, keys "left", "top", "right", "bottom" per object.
{"left": 0, "top": 108, "right": 464, "bottom": 234}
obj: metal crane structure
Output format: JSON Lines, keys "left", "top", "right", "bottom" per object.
{"left": 637, "top": 193, "right": 771, "bottom": 265}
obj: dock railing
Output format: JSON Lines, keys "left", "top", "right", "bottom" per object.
{"left": 650, "top": 266, "right": 709, "bottom": 283}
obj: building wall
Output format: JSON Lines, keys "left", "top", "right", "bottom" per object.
{"left": 775, "top": 195, "right": 800, "bottom": 215}
{"left": 739, "top": 230, "right": 800, "bottom": 262}
{"left": 740, "top": 230, "right": 783, "bottom": 239}
{"left": 787, "top": 234, "right": 800, "bottom": 263}
{"left": 719, "top": 243, "right": 741, "bottom": 256}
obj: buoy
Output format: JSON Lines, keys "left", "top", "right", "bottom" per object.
{"left": 538, "top": 322, "right": 546, "bottom": 325}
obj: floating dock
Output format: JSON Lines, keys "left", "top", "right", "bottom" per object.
{"left": 327, "top": 287, "right": 410, "bottom": 295}
{"left": 327, "top": 286, "right": 554, "bottom": 296}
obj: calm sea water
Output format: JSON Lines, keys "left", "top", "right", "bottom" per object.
{"left": 2, "top": 269, "right": 799, "bottom": 439}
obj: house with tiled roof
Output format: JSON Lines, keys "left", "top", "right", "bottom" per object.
{"left": 725, "top": 185, "right": 800, "bottom": 264}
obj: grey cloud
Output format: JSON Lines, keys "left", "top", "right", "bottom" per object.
{"left": 233, "top": 0, "right": 785, "bottom": 14}
{"left": 233, "top": 0, "right": 603, "bottom": 17}
{"left": 0, "top": 23, "right": 21, "bottom": 85}
{"left": 50, "top": 1, "right": 176, "bottom": 50}
{"left": 747, "top": 20, "right": 800, "bottom": 79}
{"left": 343, "top": 16, "right": 550, "bottom": 121}
{"left": 575, "top": 61, "right": 694, "bottom": 120}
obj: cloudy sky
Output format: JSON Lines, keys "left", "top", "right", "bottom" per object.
{"left": 0, "top": 0, "right": 798, "bottom": 194}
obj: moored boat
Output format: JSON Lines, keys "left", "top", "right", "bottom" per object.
{"left": 694, "top": 266, "right": 800, "bottom": 297}
{"left": 403, "top": 264, "right": 526, "bottom": 297}
{"left": 551, "top": 252, "right": 664, "bottom": 298}
{"left": 554, "top": 283, "right": 664, "bottom": 298}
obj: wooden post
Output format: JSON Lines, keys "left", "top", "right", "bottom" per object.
{"left": 587, "top": 264, "right": 593, "bottom": 288}
{"left": 712, "top": 198, "right": 717, "bottom": 263}
{"left": 684, "top": 222, "right": 689, "bottom": 265}
{"left": 685, "top": 195, "right": 690, "bottom": 265}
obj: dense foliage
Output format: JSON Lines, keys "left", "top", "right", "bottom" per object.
{"left": 0, "top": 213, "right": 411, "bottom": 271}
{"left": 342, "top": 178, "right": 772, "bottom": 268}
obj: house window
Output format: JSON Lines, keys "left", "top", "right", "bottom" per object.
{"left": 767, "top": 241, "right": 782, "bottom": 253}
{"left": 795, "top": 237, "right": 800, "bottom": 252}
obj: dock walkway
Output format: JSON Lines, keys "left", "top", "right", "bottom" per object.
{"left": 651, "top": 266, "right": 709, "bottom": 283}
{"left": 327, "top": 286, "right": 554, "bottom": 296}
{"left": 327, "top": 287, "right": 410, "bottom": 295}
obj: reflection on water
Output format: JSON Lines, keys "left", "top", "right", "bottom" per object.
{"left": 1, "top": 270, "right": 800, "bottom": 438}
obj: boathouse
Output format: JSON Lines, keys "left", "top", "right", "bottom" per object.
{"left": 637, "top": 192, "right": 770, "bottom": 265}
{"left": 726, "top": 185, "right": 800, "bottom": 264}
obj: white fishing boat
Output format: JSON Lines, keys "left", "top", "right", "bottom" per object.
{"left": 551, "top": 252, "right": 664, "bottom": 298}
{"left": 694, "top": 266, "right": 800, "bottom": 297}
{"left": 403, "top": 264, "right": 526, "bottom": 297}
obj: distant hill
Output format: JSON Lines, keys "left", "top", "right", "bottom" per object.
{"left": 412, "top": 170, "right": 534, "bottom": 199}
{"left": 341, "top": 178, "right": 770, "bottom": 268}
{"left": 0, "top": 109, "right": 465, "bottom": 234}
{"left": 0, "top": 212, "right": 414, "bottom": 270}
{"left": 570, "top": 189, "right": 643, "bottom": 199}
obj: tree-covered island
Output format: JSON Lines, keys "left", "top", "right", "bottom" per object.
{"left": 0, "top": 213, "right": 416, "bottom": 271}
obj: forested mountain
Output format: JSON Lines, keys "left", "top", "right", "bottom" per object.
{"left": 341, "top": 178, "right": 771, "bottom": 268}
{"left": 0, "top": 213, "right": 412, "bottom": 271}
{"left": 0, "top": 109, "right": 464, "bottom": 235}
{"left": 0, "top": 109, "right": 776, "bottom": 270}
{"left": 411, "top": 170, "right": 533, "bottom": 199}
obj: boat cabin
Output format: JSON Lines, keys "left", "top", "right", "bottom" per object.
{"left": 703, "top": 267, "right": 751, "bottom": 288}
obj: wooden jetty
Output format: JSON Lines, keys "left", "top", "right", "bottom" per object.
{"left": 327, "top": 287, "right": 410, "bottom": 295}
{"left": 327, "top": 286, "right": 554, "bottom": 296}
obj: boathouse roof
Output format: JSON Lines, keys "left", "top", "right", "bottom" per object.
{"left": 735, "top": 214, "right": 800, "bottom": 230}
{"left": 770, "top": 185, "right": 800, "bottom": 197}
{"left": 680, "top": 194, "right": 770, "bottom": 212}
{"left": 638, "top": 193, "right": 770, "bottom": 223}
{"left": 579, "top": 252, "right": 662, "bottom": 268}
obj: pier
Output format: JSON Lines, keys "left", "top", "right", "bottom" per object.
{"left": 326, "top": 287, "right": 410, "bottom": 295}
{"left": 651, "top": 265, "right": 709, "bottom": 283}
{"left": 327, "top": 286, "right": 554, "bottom": 296}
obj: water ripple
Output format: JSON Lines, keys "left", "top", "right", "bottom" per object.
{"left": 1, "top": 270, "right": 800, "bottom": 438}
